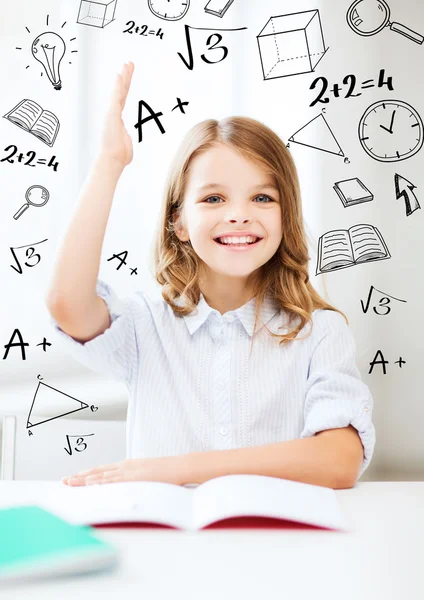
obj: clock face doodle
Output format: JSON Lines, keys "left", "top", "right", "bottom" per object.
{"left": 358, "top": 100, "right": 424, "bottom": 162}
{"left": 148, "top": 0, "right": 190, "bottom": 20}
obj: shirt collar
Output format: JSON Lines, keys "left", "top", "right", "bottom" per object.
{"left": 180, "top": 292, "right": 280, "bottom": 337}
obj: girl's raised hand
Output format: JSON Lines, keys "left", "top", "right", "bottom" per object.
{"left": 99, "top": 61, "right": 135, "bottom": 168}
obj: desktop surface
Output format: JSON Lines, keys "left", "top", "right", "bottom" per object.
{"left": 0, "top": 481, "right": 423, "bottom": 599}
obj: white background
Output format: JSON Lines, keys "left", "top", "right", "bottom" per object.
{"left": 1, "top": 0, "right": 424, "bottom": 480}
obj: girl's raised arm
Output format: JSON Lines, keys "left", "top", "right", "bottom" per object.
{"left": 45, "top": 62, "right": 135, "bottom": 343}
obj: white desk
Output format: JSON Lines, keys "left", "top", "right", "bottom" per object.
{"left": 1, "top": 481, "right": 423, "bottom": 599}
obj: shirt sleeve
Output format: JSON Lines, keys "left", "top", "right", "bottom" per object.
{"left": 47, "top": 279, "right": 139, "bottom": 385}
{"left": 300, "top": 309, "right": 376, "bottom": 482}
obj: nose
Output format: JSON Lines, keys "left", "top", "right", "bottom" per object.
{"left": 227, "top": 216, "right": 252, "bottom": 224}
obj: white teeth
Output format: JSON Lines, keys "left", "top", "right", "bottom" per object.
{"left": 217, "top": 235, "right": 259, "bottom": 245}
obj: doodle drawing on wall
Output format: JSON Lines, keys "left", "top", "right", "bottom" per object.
{"left": 3, "top": 99, "right": 60, "bottom": 147}
{"left": 288, "top": 113, "right": 344, "bottom": 157}
{"left": 15, "top": 15, "right": 78, "bottom": 90}
{"left": 257, "top": 10, "right": 328, "bottom": 80}
{"left": 358, "top": 100, "right": 424, "bottom": 162}
{"left": 148, "top": 0, "right": 190, "bottom": 21}
{"left": 9, "top": 239, "right": 48, "bottom": 275}
{"left": 13, "top": 185, "right": 50, "bottom": 220}
{"left": 27, "top": 380, "right": 89, "bottom": 430}
{"left": 77, "top": 0, "right": 117, "bottom": 28}
{"left": 361, "top": 285, "right": 407, "bottom": 315}
{"left": 333, "top": 177, "right": 374, "bottom": 208}
{"left": 27, "top": 378, "right": 98, "bottom": 433}
{"left": 316, "top": 224, "right": 390, "bottom": 275}
{"left": 204, "top": 0, "right": 235, "bottom": 18}
{"left": 346, "top": 0, "right": 424, "bottom": 45}
{"left": 394, "top": 173, "right": 421, "bottom": 216}
{"left": 31, "top": 32, "right": 66, "bottom": 90}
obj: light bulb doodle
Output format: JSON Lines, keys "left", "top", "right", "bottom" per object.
{"left": 15, "top": 14, "right": 78, "bottom": 87}
{"left": 31, "top": 31, "right": 66, "bottom": 90}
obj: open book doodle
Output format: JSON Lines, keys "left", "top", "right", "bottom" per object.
{"left": 316, "top": 223, "right": 390, "bottom": 275}
{"left": 3, "top": 99, "right": 60, "bottom": 147}
{"left": 9, "top": 474, "right": 351, "bottom": 533}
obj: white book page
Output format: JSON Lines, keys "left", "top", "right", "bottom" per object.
{"left": 192, "top": 474, "right": 350, "bottom": 531}
{"left": 319, "top": 229, "right": 353, "bottom": 271}
{"left": 350, "top": 224, "right": 387, "bottom": 262}
{"left": 39, "top": 481, "right": 194, "bottom": 530}
{"left": 32, "top": 109, "right": 59, "bottom": 144}
{"left": 7, "top": 99, "right": 42, "bottom": 130}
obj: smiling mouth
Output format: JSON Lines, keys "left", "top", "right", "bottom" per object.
{"left": 214, "top": 238, "right": 263, "bottom": 248}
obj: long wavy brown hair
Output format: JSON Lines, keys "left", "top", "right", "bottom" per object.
{"left": 150, "top": 116, "right": 347, "bottom": 354}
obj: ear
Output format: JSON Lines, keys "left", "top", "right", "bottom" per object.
{"left": 172, "top": 210, "right": 189, "bottom": 242}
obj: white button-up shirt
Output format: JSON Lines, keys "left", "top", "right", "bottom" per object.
{"left": 49, "top": 279, "right": 376, "bottom": 480}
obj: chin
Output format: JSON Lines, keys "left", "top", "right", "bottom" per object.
{"left": 213, "top": 266, "right": 263, "bottom": 278}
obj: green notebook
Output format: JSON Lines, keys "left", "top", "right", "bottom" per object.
{"left": 0, "top": 505, "right": 119, "bottom": 582}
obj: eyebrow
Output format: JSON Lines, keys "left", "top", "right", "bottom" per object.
{"left": 196, "top": 183, "right": 279, "bottom": 192}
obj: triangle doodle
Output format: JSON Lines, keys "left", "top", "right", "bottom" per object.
{"left": 289, "top": 113, "right": 344, "bottom": 157}
{"left": 27, "top": 380, "right": 90, "bottom": 429}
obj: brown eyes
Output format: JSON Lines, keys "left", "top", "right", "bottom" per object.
{"left": 203, "top": 194, "right": 275, "bottom": 204}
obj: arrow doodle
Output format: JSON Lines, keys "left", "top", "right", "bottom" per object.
{"left": 394, "top": 173, "right": 421, "bottom": 216}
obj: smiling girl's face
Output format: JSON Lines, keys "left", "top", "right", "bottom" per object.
{"left": 174, "top": 143, "right": 283, "bottom": 293}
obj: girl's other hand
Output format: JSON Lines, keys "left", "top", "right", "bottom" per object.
{"left": 99, "top": 61, "right": 135, "bottom": 168}
{"left": 61, "top": 456, "right": 185, "bottom": 486}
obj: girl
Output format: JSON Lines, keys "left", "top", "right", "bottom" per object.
{"left": 47, "top": 62, "right": 375, "bottom": 488}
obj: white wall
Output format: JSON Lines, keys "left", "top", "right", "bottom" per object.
{"left": 1, "top": 0, "right": 424, "bottom": 480}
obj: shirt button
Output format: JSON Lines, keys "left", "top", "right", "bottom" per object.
{"left": 219, "top": 427, "right": 228, "bottom": 436}
{"left": 365, "top": 407, "right": 369, "bottom": 412}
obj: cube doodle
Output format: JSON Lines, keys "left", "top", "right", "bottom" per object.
{"left": 77, "top": 0, "right": 117, "bottom": 29}
{"left": 257, "top": 10, "right": 328, "bottom": 80}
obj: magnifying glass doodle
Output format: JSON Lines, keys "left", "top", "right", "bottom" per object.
{"left": 13, "top": 185, "right": 50, "bottom": 220}
{"left": 347, "top": 0, "right": 424, "bottom": 44}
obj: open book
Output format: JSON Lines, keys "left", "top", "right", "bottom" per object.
{"left": 3, "top": 99, "right": 60, "bottom": 147}
{"left": 15, "top": 474, "right": 350, "bottom": 532}
{"left": 316, "top": 223, "right": 390, "bottom": 274}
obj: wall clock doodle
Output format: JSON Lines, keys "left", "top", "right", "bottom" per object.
{"left": 358, "top": 100, "right": 424, "bottom": 162}
{"left": 148, "top": 0, "right": 190, "bottom": 21}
